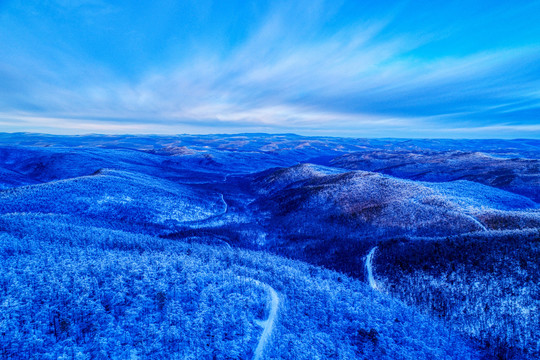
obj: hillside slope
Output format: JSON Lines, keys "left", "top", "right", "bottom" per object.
{"left": 0, "top": 214, "right": 481, "bottom": 359}
{"left": 375, "top": 230, "right": 540, "bottom": 359}
{"left": 249, "top": 164, "right": 539, "bottom": 284}
{"left": 1, "top": 134, "right": 538, "bottom": 359}
{"left": 331, "top": 151, "right": 540, "bottom": 202}
{"left": 253, "top": 165, "right": 537, "bottom": 239}
{"left": 0, "top": 169, "right": 226, "bottom": 233}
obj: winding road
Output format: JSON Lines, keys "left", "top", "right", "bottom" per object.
{"left": 217, "top": 192, "right": 228, "bottom": 214}
{"left": 253, "top": 282, "right": 279, "bottom": 360}
{"left": 238, "top": 277, "right": 280, "bottom": 360}
{"left": 189, "top": 186, "right": 279, "bottom": 358}
{"left": 182, "top": 191, "right": 229, "bottom": 226}
{"left": 365, "top": 246, "right": 379, "bottom": 291}
{"left": 466, "top": 214, "right": 488, "bottom": 231}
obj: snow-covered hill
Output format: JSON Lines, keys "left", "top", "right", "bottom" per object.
{"left": 0, "top": 133, "right": 538, "bottom": 359}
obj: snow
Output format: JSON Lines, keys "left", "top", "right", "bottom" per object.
{"left": 366, "top": 246, "right": 379, "bottom": 291}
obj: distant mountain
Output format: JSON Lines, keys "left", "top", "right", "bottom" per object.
{"left": 1, "top": 133, "right": 539, "bottom": 359}
{"left": 331, "top": 150, "right": 540, "bottom": 202}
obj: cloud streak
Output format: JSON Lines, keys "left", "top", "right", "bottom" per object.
{"left": 1, "top": 0, "right": 539, "bottom": 137}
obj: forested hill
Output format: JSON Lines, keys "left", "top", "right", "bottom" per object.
{"left": 1, "top": 133, "right": 538, "bottom": 359}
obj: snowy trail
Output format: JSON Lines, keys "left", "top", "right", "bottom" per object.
{"left": 215, "top": 238, "right": 232, "bottom": 249}
{"left": 365, "top": 246, "right": 379, "bottom": 291}
{"left": 217, "top": 192, "right": 228, "bottom": 214}
{"left": 253, "top": 283, "right": 279, "bottom": 360}
{"left": 239, "top": 277, "right": 279, "bottom": 360}
{"left": 182, "top": 192, "right": 228, "bottom": 226}
{"left": 466, "top": 214, "right": 488, "bottom": 231}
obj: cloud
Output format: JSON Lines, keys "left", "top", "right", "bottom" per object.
{"left": 1, "top": 0, "right": 540, "bottom": 137}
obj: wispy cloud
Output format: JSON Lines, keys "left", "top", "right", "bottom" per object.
{"left": 1, "top": 0, "right": 539, "bottom": 137}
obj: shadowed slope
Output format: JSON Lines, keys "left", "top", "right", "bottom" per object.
{"left": 254, "top": 167, "right": 537, "bottom": 239}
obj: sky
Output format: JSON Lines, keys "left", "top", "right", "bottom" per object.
{"left": 0, "top": 0, "right": 539, "bottom": 138}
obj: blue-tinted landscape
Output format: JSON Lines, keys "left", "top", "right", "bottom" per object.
{"left": 0, "top": 133, "right": 538, "bottom": 359}
{"left": 2, "top": 0, "right": 540, "bottom": 358}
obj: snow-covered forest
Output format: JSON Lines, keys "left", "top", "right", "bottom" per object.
{"left": 0, "top": 133, "right": 538, "bottom": 359}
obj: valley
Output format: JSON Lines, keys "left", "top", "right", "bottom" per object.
{"left": 0, "top": 133, "right": 538, "bottom": 359}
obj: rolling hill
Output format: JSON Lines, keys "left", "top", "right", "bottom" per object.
{"left": 331, "top": 150, "right": 540, "bottom": 202}
{"left": 0, "top": 169, "right": 226, "bottom": 234}
{"left": 1, "top": 133, "right": 539, "bottom": 359}
{"left": 252, "top": 164, "right": 538, "bottom": 241}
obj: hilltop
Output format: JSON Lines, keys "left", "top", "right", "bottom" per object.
{"left": 0, "top": 133, "right": 538, "bottom": 359}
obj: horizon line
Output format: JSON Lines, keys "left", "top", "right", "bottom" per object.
{"left": 0, "top": 131, "right": 538, "bottom": 142}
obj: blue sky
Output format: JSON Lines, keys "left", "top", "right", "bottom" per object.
{"left": 1, "top": 0, "right": 539, "bottom": 138}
